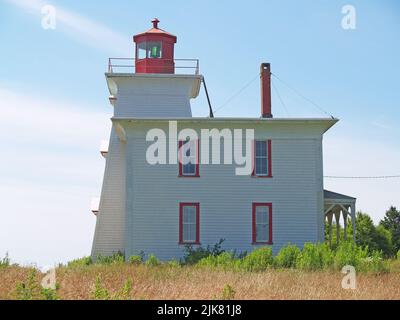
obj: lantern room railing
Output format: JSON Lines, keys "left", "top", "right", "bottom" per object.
{"left": 107, "top": 58, "right": 199, "bottom": 75}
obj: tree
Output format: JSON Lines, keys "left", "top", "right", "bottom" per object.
{"left": 355, "top": 212, "right": 393, "bottom": 257}
{"left": 380, "top": 206, "right": 400, "bottom": 254}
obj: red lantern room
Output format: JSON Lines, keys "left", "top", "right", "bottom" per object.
{"left": 133, "top": 18, "right": 177, "bottom": 74}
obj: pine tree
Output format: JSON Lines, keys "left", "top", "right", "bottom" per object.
{"left": 380, "top": 206, "right": 400, "bottom": 254}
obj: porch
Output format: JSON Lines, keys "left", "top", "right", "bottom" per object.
{"left": 324, "top": 190, "right": 356, "bottom": 245}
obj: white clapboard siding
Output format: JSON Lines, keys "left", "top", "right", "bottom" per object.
{"left": 91, "top": 127, "right": 126, "bottom": 258}
{"left": 119, "top": 120, "right": 331, "bottom": 260}
{"left": 107, "top": 75, "right": 201, "bottom": 118}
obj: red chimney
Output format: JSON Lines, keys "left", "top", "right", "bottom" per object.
{"left": 260, "top": 63, "right": 272, "bottom": 118}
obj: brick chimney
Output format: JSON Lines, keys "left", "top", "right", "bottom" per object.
{"left": 260, "top": 63, "right": 272, "bottom": 118}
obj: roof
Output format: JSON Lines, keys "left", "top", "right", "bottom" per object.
{"left": 133, "top": 23, "right": 177, "bottom": 42}
{"left": 112, "top": 117, "right": 338, "bottom": 134}
{"left": 324, "top": 190, "right": 356, "bottom": 200}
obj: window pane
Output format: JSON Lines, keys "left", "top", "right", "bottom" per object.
{"left": 183, "top": 223, "right": 192, "bottom": 241}
{"left": 256, "top": 141, "right": 267, "bottom": 157}
{"left": 147, "top": 42, "right": 162, "bottom": 59}
{"left": 256, "top": 224, "right": 268, "bottom": 242}
{"left": 183, "top": 206, "right": 195, "bottom": 223}
{"left": 181, "top": 140, "right": 197, "bottom": 175}
{"left": 138, "top": 42, "right": 146, "bottom": 59}
{"left": 256, "top": 208, "right": 268, "bottom": 224}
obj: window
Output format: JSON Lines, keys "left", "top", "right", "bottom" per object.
{"left": 147, "top": 41, "right": 162, "bottom": 59}
{"left": 179, "top": 203, "right": 200, "bottom": 244}
{"left": 253, "top": 140, "right": 272, "bottom": 177}
{"left": 179, "top": 140, "right": 199, "bottom": 177}
{"left": 136, "top": 41, "right": 162, "bottom": 59}
{"left": 137, "top": 42, "right": 147, "bottom": 59}
{"left": 252, "top": 203, "right": 272, "bottom": 244}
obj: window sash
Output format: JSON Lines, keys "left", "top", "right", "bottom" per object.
{"left": 181, "top": 205, "right": 198, "bottom": 243}
{"left": 255, "top": 206, "right": 269, "bottom": 242}
{"left": 254, "top": 140, "right": 269, "bottom": 176}
{"left": 180, "top": 140, "right": 198, "bottom": 176}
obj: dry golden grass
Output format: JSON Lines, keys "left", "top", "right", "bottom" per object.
{"left": 1, "top": 264, "right": 400, "bottom": 300}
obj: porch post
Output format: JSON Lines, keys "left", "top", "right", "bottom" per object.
{"left": 327, "top": 212, "right": 333, "bottom": 247}
{"left": 335, "top": 210, "right": 341, "bottom": 245}
{"left": 343, "top": 210, "right": 348, "bottom": 241}
{"left": 351, "top": 203, "right": 356, "bottom": 243}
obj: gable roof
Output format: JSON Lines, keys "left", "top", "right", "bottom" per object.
{"left": 324, "top": 190, "right": 356, "bottom": 200}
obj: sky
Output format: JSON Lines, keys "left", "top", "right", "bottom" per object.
{"left": 0, "top": 0, "right": 399, "bottom": 267}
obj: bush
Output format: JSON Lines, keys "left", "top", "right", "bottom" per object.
{"left": 198, "top": 252, "right": 237, "bottom": 270}
{"left": 15, "top": 269, "right": 59, "bottom": 300}
{"left": 91, "top": 276, "right": 110, "bottom": 300}
{"left": 358, "top": 250, "right": 389, "bottom": 273}
{"left": 220, "top": 284, "right": 236, "bottom": 300}
{"left": 240, "top": 247, "right": 273, "bottom": 272}
{"left": 397, "top": 250, "right": 400, "bottom": 260}
{"left": 96, "top": 252, "right": 125, "bottom": 264}
{"left": 67, "top": 256, "right": 92, "bottom": 268}
{"left": 333, "top": 241, "right": 368, "bottom": 270}
{"left": 296, "top": 243, "right": 333, "bottom": 271}
{"left": 274, "top": 244, "right": 300, "bottom": 268}
{"left": 167, "top": 259, "right": 181, "bottom": 268}
{"left": 182, "top": 239, "right": 225, "bottom": 265}
{"left": 129, "top": 255, "right": 142, "bottom": 265}
{"left": 145, "top": 254, "right": 160, "bottom": 267}
{"left": 0, "top": 252, "right": 10, "bottom": 268}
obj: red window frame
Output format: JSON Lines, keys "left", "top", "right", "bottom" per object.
{"left": 252, "top": 203, "right": 273, "bottom": 245}
{"left": 178, "top": 140, "right": 200, "bottom": 177}
{"left": 252, "top": 139, "right": 272, "bottom": 178}
{"left": 179, "top": 203, "right": 200, "bottom": 244}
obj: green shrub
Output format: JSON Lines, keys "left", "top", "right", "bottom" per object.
{"left": 220, "top": 284, "right": 236, "bottom": 300}
{"left": 167, "top": 259, "right": 181, "bottom": 268}
{"left": 91, "top": 276, "right": 110, "bottom": 300}
{"left": 240, "top": 247, "right": 273, "bottom": 272}
{"left": 182, "top": 239, "right": 225, "bottom": 265}
{"left": 397, "top": 250, "right": 400, "bottom": 260}
{"left": 333, "top": 241, "right": 368, "bottom": 270}
{"left": 67, "top": 256, "right": 92, "bottom": 267}
{"left": 358, "top": 250, "right": 389, "bottom": 273}
{"left": 15, "top": 269, "right": 39, "bottom": 300}
{"left": 145, "top": 254, "right": 160, "bottom": 267}
{"left": 96, "top": 252, "right": 125, "bottom": 265}
{"left": 91, "top": 276, "right": 133, "bottom": 300}
{"left": 129, "top": 255, "right": 142, "bottom": 265}
{"left": 274, "top": 244, "right": 300, "bottom": 268}
{"left": 113, "top": 278, "right": 133, "bottom": 300}
{"left": 15, "top": 269, "right": 59, "bottom": 300}
{"left": 198, "top": 252, "right": 237, "bottom": 269}
{"left": 0, "top": 252, "right": 10, "bottom": 268}
{"left": 296, "top": 243, "right": 333, "bottom": 271}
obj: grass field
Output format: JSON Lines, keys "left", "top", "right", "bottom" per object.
{"left": 1, "top": 263, "right": 400, "bottom": 300}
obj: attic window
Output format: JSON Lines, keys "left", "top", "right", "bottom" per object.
{"left": 179, "top": 140, "right": 199, "bottom": 177}
{"left": 253, "top": 140, "right": 272, "bottom": 177}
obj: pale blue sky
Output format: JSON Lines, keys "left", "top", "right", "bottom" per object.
{"left": 0, "top": 0, "right": 399, "bottom": 266}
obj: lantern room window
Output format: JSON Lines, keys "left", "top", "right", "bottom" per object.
{"left": 136, "top": 41, "right": 162, "bottom": 59}
{"left": 137, "top": 42, "right": 147, "bottom": 59}
{"left": 147, "top": 42, "right": 162, "bottom": 59}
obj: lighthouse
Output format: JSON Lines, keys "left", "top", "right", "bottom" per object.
{"left": 91, "top": 20, "right": 352, "bottom": 262}
{"left": 92, "top": 20, "right": 202, "bottom": 258}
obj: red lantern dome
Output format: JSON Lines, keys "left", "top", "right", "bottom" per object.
{"left": 133, "top": 18, "right": 177, "bottom": 74}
